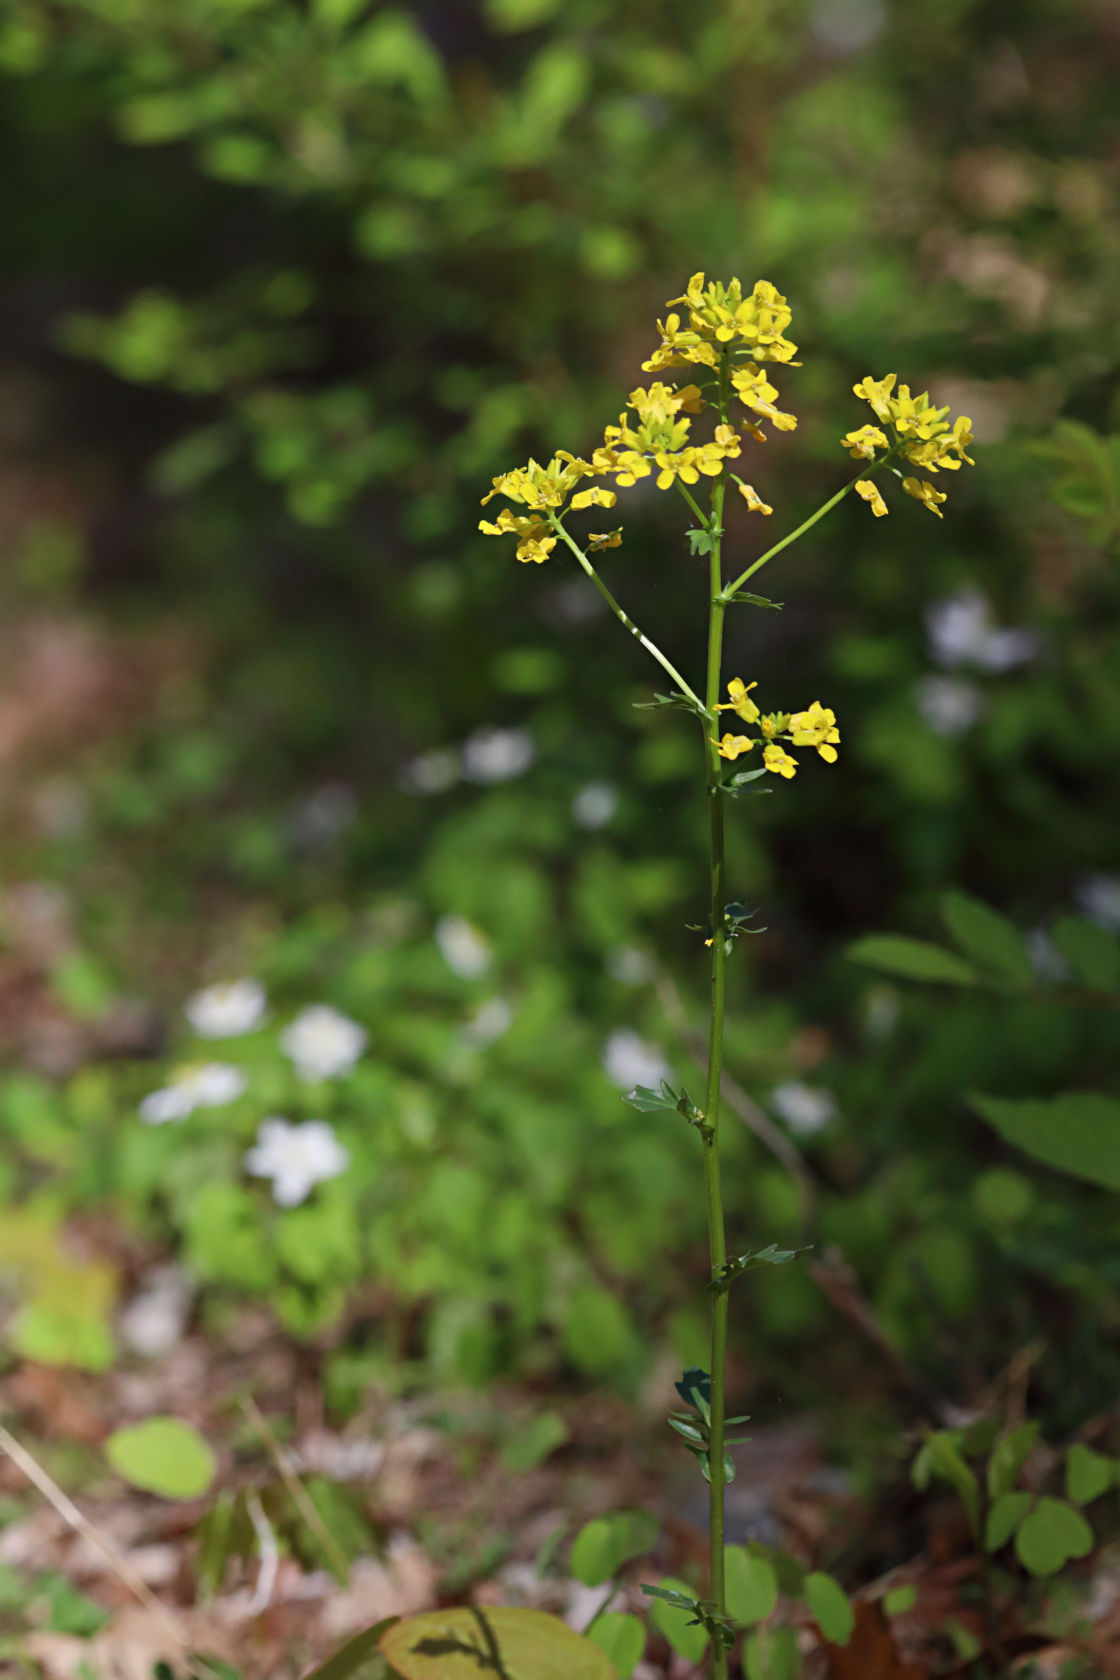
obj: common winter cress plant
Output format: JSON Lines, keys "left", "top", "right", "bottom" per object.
{"left": 454, "top": 275, "right": 972, "bottom": 1680}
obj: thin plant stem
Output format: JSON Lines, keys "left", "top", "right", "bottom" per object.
{"left": 701, "top": 354, "right": 732, "bottom": 1680}
{"left": 722, "top": 449, "right": 900, "bottom": 600}
{"left": 548, "top": 515, "right": 705, "bottom": 709}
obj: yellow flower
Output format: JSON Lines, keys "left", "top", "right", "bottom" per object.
{"left": 714, "top": 678, "right": 760, "bottom": 723}
{"left": 842, "top": 425, "right": 888, "bottom": 460}
{"left": 570, "top": 485, "right": 618, "bottom": 510}
{"left": 763, "top": 743, "right": 798, "bottom": 778}
{"left": 713, "top": 733, "right": 756, "bottom": 760}
{"left": 759, "top": 715, "right": 778, "bottom": 737}
{"left": 588, "top": 529, "right": 622, "bottom": 551}
{"left": 737, "top": 482, "right": 773, "bottom": 515}
{"left": 732, "top": 364, "right": 797, "bottom": 434}
{"left": 853, "top": 479, "right": 888, "bottom": 517}
{"left": 902, "top": 477, "right": 948, "bottom": 517}
{"left": 643, "top": 277, "right": 799, "bottom": 371}
{"left": 852, "top": 374, "right": 898, "bottom": 423}
{"left": 851, "top": 377, "right": 976, "bottom": 494}
{"left": 480, "top": 451, "right": 594, "bottom": 513}
{"left": 789, "top": 701, "right": 840, "bottom": 763}
{"left": 478, "top": 507, "right": 557, "bottom": 563}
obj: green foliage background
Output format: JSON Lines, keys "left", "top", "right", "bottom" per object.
{"left": 1, "top": 0, "right": 1118, "bottom": 1426}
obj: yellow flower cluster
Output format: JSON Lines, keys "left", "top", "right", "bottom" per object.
{"left": 711, "top": 680, "right": 839, "bottom": 779}
{"left": 478, "top": 451, "right": 616, "bottom": 562}
{"left": 643, "top": 275, "right": 799, "bottom": 371}
{"left": 732, "top": 364, "right": 797, "bottom": 440}
{"left": 843, "top": 375, "right": 976, "bottom": 520}
{"left": 592, "top": 382, "right": 741, "bottom": 491}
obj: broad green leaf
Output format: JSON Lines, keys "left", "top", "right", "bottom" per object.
{"left": 912, "top": 1433, "right": 979, "bottom": 1537}
{"left": 883, "top": 1583, "right": 917, "bottom": 1615}
{"left": 586, "top": 1613, "right": 644, "bottom": 1679}
{"left": 804, "top": 1572, "right": 854, "bottom": 1645}
{"left": 647, "top": 1577, "right": 708, "bottom": 1664}
{"left": 969, "top": 1091, "right": 1120, "bottom": 1190}
{"left": 941, "top": 890, "right": 1033, "bottom": 987}
{"left": 106, "top": 1417, "right": 216, "bottom": 1500}
{"left": 562, "top": 1285, "right": 637, "bottom": 1378}
{"left": 743, "top": 1625, "right": 798, "bottom": 1680}
{"left": 570, "top": 1511, "right": 658, "bottom": 1585}
{"left": 987, "top": 1422, "right": 1039, "bottom": 1499}
{"left": 846, "top": 935, "right": 977, "bottom": 986}
{"left": 1066, "top": 1444, "right": 1115, "bottom": 1506}
{"left": 984, "top": 1491, "right": 1031, "bottom": 1552}
{"left": 301, "top": 1618, "right": 398, "bottom": 1680}
{"left": 724, "top": 1545, "right": 777, "bottom": 1626}
{"left": 1014, "top": 1497, "right": 1094, "bottom": 1577}
{"left": 1053, "top": 916, "right": 1120, "bottom": 991}
{"left": 379, "top": 1607, "right": 614, "bottom": 1680}
{"left": 500, "top": 1411, "right": 569, "bottom": 1472}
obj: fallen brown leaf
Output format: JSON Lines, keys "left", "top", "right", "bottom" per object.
{"left": 823, "top": 1600, "right": 926, "bottom": 1680}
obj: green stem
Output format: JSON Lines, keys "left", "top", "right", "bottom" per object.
{"left": 548, "top": 516, "right": 705, "bottom": 710}
{"left": 721, "top": 448, "right": 900, "bottom": 599}
{"left": 702, "top": 360, "right": 732, "bottom": 1680}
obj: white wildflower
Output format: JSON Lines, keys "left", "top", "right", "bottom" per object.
{"left": 138, "top": 1062, "right": 247, "bottom": 1125}
{"left": 925, "top": 588, "right": 1039, "bottom": 672}
{"left": 281, "top": 1004, "right": 367, "bottom": 1081}
{"left": 244, "top": 1117, "right": 350, "bottom": 1207}
{"left": 436, "top": 914, "right": 491, "bottom": 979}
{"left": 185, "top": 977, "right": 266, "bottom": 1038}
{"left": 461, "top": 996, "right": 514, "bottom": 1048}
{"left": 1026, "top": 926, "right": 1070, "bottom": 983}
{"left": 916, "top": 674, "right": 985, "bottom": 736}
{"left": 605, "top": 946, "right": 656, "bottom": 986}
{"left": 118, "top": 1265, "right": 195, "bottom": 1359}
{"left": 768, "top": 1081, "right": 838, "bottom": 1136}
{"left": 1075, "top": 874, "right": 1120, "bottom": 934}
{"left": 602, "top": 1028, "right": 670, "bottom": 1091}
{"left": 572, "top": 781, "right": 618, "bottom": 829}
{"left": 461, "top": 727, "right": 534, "bottom": 784}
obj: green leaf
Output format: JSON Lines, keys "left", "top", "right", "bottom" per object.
{"left": 987, "top": 1422, "right": 1039, "bottom": 1499}
{"left": 725, "top": 591, "right": 783, "bottom": 608}
{"left": 724, "top": 1546, "right": 777, "bottom": 1626}
{"left": 380, "top": 1608, "right": 613, "bottom": 1680}
{"left": 105, "top": 1418, "right": 216, "bottom": 1500}
{"left": 500, "top": 1411, "right": 569, "bottom": 1473}
{"left": 686, "top": 528, "right": 713, "bottom": 557}
{"left": 1014, "top": 1497, "right": 1094, "bottom": 1577}
{"left": 846, "top": 935, "right": 978, "bottom": 986}
{"left": 969, "top": 1091, "right": 1120, "bottom": 1190}
{"left": 883, "top": 1583, "right": 917, "bottom": 1615}
{"left": 621, "top": 1080, "right": 702, "bottom": 1123}
{"left": 743, "top": 1626, "right": 798, "bottom": 1680}
{"left": 562, "top": 1284, "right": 637, "bottom": 1378}
{"left": 912, "top": 1432, "right": 980, "bottom": 1537}
{"left": 1052, "top": 916, "right": 1120, "bottom": 991}
{"left": 984, "top": 1491, "right": 1031, "bottom": 1552}
{"left": 804, "top": 1572, "right": 854, "bottom": 1645}
{"left": 940, "top": 890, "right": 1033, "bottom": 987}
{"left": 300, "top": 1618, "right": 399, "bottom": 1680}
{"left": 586, "top": 1612, "right": 644, "bottom": 1679}
{"left": 569, "top": 1511, "right": 657, "bottom": 1587}
{"left": 632, "top": 691, "right": 708, "bottom": 716}
{"left": 1066, "top": 1444, "right": 1115, "bottom": 1506}
{"left": 646, "top": 1577, "right": 709, "bottom": 1664}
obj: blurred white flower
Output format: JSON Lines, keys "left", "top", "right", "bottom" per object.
{"left": 461, "top": 727, "right": 534, "bottom": 784}
{"left": 768, "top": 1081, "right": 838, "bottom": 1136}
{"left": 572, "top": 781, "right": 618, "bottom": 829}
{"left": 185, "top": 978, "right": 266, "bottom": 1038}
{"left": 244, "top": 1117, "right": 350, "bottom": 1207}
{"left": 281, "top": 1004, "right": 367, "bottom": 1081}
{"left": 290, "top": 782, "right": 357, "bottom": 849}
{"left": 117, "top": 1265, "right": 195, "bottom": 1359}
{"left": 916, "top": 674, "right": 985, "bottom": 736}
{"left": 1075, "top": 874, "right": 1120, "bottom": 934}
{"left": 139, "top": 1062, "right": 248, "bottom": 1125}
{"left": 925, "top": 588, "right": 1040, "bottom": 672}
{"left": 863, "top": 984, "right": 900, "bottom": 1041}
{"left": 436, "top": 914, "right": 491, "bottom": 979}
{"left": 401, "top": 747, "right": 460, "bottom": 796}
{"left": 811, "top": 0, "right": 885, "bottom": 56}
{"left": 461, "top": 996, "right": 514, "bottom": 1048}
{"left": 602, "top": 1028, "right": 670, "bottom": 1091}
{"left": 605, "top": 946, "right": 656, "bottom": 986}
{"left": 1027, "top": 926, "right": 1070, "bottom": 983}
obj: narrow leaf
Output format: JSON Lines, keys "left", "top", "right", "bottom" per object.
{"left": 846, "top": 935, "right": 978, "bottom": 986}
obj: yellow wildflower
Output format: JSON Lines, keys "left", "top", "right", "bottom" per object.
{"left": 842, "top": 425, "right": 888, "bottom": 460}
{"left": 759, "top": 715, "right": 779, "bottom": 738}
{"left": 595, "top": 388, "right": 739, "bottom": 492}
{"left": 737, "top": 482, "right": 773, "bottom": 515}
{"left": 588, "top": 529, "right": 622, "bottom": 551}
{"left": 713, "top": 733, "right": 755, "bottom": 761}
{"left": 570, "top": 485, "right": 618, "bottom": 510}
{"left": 852, "top": 374, "right": 898, "bottom": 423}
{"left": 715, "top": 678, "right": 760, "bottom": 723}
{"left": 478, "top": 507, "right": 558, "bottom": 564}
{"left": 763, "top": 743, "right": 798, "bottom": 779}
{"left": 853, "top": 479, "right": 889, "bottom": 517}
{"left": 902, "top": 477, "right": 948, "bottom": 517}
{"left": 643, "top": 276, "right": 798, "bottom": 371}
{"left": 732, "top": 364, "right": 797, "bottom": 434}
{"left": 789, "top": 701, "right": 840, "bottom": 763}
{"left": 480, "top": 451, "right": 594, "bottom": 513}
